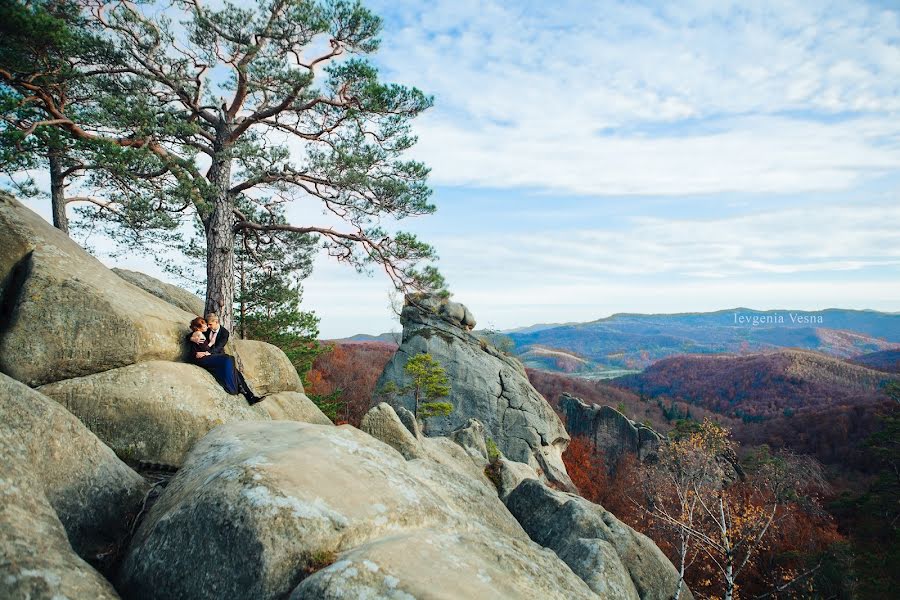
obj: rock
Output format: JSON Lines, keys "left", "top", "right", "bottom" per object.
{"left": 505, "top": 479, "right": 692, "bottom": 600}
{"left": 38, "top": 361, "right": 330, "bottom": 466}
{"left": 361, "top": 404, "right": 496, "bottom": 491}
{"left": 118, "top": 421, "right": 594, "bottom": 600}
{"left": 0, "top": 193, "right": 194, "bottom": 386}
{"left": 396, "top": 404, "right": 423, "bottom": 439}
{"left": 254, "top": 391, "right": 331, "bottom": 425}
{"left": 0, "top": 373, "right": 147, "bottom": 564}
{"left": 291, "top": 528, "right": 596, "bottom": 600}
{"left": 495, "top": 457, "right": 540, "bottom": 501}
{"left": 450, "top": 418, "right": 490, "bottom": 463}
{"left": 0, "top": 462, "right": 121, "bottom": 600}
{"left": 360, "top": 402, "right": 423, "bottom": 459}
{"left": 560, "top": 393, "right": 663, "bottom": 472}
{"left": 112, "top": 268, "right": 205, "bottom": 316}
{"left": 234, "top": 339, "right": 304, "bottom": 396}
{"left": 374, "top": 293, "right": 575, "bottom": 492}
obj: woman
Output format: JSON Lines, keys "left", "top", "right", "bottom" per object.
{"left": 188, "top": 317, "right": 262, "bottom": 405}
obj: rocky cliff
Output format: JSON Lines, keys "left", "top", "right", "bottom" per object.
{"left": 0, "top": 193, "right": 690, "bottom": 599}
{"left": 560, "top": 393, "right": 663, "bottom": 471}
{"left": 373, "top": 293, "right": 576, "bottom": 491}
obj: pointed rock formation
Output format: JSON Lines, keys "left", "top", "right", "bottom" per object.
{"left": 373, "top": 294, "right": 575, "bottom": 491}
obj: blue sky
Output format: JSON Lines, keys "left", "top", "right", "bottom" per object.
{"left": 298, "top": 0, "right": 900, "bottom": 337}
{"left": 16, "top": 0, "right": 900, "bottom": 338}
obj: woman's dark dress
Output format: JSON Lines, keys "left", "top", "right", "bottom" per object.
{"left": 188, "top": 336, "right": 248, "bottom": 396}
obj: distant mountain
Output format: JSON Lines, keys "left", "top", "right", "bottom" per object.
{"left": 506, "top": 308, "right": 900, "bottom": 376}
{"left": 851, "top": 348, "right": 900, "bottom": 373}
{"left": 335, "top": 332, "right": 401, "bottom": 344}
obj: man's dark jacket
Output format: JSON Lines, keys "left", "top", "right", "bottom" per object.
{"left": 205, "top": 325, "right": 230, "bottom": 355}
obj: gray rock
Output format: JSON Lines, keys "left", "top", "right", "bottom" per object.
{"left": 117, "top": 421, "right": 594, "bottom": 600}
{"left": 291, "top": 529, "right": 597, "bottom": 600}
{"left": 395, "top": 404, "right": 423, "bottom": 439}
{"left": 257, "top": 391, "right": 332, "bottom": 425}
{"left": 374, "top": 293, "right": 575, "bottom": 492}
{"left": 0, "top": 373, "right": 147, "bottom": 563}
{"left": 495, "top": 457, "right": 540, "bottom": 501}
{"left": 505, "top": 479, "right": 692, "bottom": 600}
{"left": 112, "top": 268, "right": 205, "bottom": 316}
{"left": 560, "top": 393, "right": 663, "bottom": 471}
{"left": 233, "top": 339, "right": 305, "bottom": 396}
{"left": 0, "top": 193, "right": 193, "bottom": 386}
{"left": 360, "top": 402, "right": 423, "bottom": 459}
{"left": 38, "top": 361, "right": 330, "bottom": 466}
{"left": 0, "top": 462, "right": 121, "bottom": 600}
{"left": 450, "top": 418, "right": 490, "bottom": 463}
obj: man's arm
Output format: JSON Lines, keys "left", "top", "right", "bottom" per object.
{"left": 209, "top": 327, "right": 230, "bottom": 354}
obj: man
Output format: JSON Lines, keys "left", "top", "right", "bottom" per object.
{"left": 203, "top": 313, "right": 261, "bottom": 404}
{"left": 204, "top": 313, "right": 230, "bottom": 355}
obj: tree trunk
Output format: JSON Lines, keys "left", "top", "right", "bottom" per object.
{"left": 204, "top": 141, "right": 235, "bottom": 329}
{"left": 48, "top": 149, "right": 68, "bottom": 234}
{"left": 238, "top": 253, "right": 246, "bottom": 339}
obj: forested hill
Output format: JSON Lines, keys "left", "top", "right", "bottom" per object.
{"left": 504, "top": 308, "right": 900, "bottom": 374}
{"left": 611, "top": 348, "right": 897, "bottom": 419}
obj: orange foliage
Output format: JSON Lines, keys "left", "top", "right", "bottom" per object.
{"left": 565, "top": 426, "right": 843, "bottom": 599}
{"left": 306, "top": 341, "right": 397, "bottom": 427}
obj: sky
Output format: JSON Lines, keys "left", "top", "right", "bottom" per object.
{"left": 14, "top": 0, "right": 900, "bottom": 338}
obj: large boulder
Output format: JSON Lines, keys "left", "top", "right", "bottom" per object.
{"left": 373, "top": 293, "right": 575, "bottom": 491}
{"left": 291, "top": 529, "right": 596, "bottom": 600}
{"left": 117, "top": 421, "right": 596, "bottom": 600}
{"left": 112, "top": 268, "right": 205, "bottom": 316}
{"left": 38, "top": 361, "right": 330, "bottom": 466}
{"left": 560, "top": 393, "right": 663, "bottom": 472}
{"left": 0, "top": 193, "right": 194, "bottom": 386}
{"left": 0, "top": 373, "right": 147, "bottom": 563}
{"left": 361, "top": 403, "right": 498, "bottom": 493}
{"left": 1, "top": 373, "right": 147, "bottom": 599}
{"left": 233, "top": 339, "right": 304, "bottom": 396}
{"left": 0, "top": 462, "right": 121, "bottom": 600}
{"left": 505, "top": 479, "right": 692, "bottom": 600}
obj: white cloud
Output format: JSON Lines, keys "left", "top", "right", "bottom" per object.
{"left": 367, "top": 0, "right": 900, "bottom": 195}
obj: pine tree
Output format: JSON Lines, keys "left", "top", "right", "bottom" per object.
{"left": 403, "top": 352, "right": 452, "bottom": 428}
{"left": 1, "top": 0, "right": 444, "bottom": 328}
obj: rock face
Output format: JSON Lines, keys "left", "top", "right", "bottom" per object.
{"left": 1, "top": 464, "right": 121, "bottom": 600}
{"left": 374, "top": 294, "right": 575, "bottom": 491}
{"left": 117, "top": 420, "right": 597, "bottom": 600}
{"left": 1, "top": 373, "right": 147, "bottom": 599}
{"left": 505, "top": 479, "right": 693, "bottom": 600}
{"left": 560, "top": 393, "right": 663, "bottom": 471}
{"left": 233, "top": 339, "right": 305, "bottom": 396}
{"left": 38, "top": 361, "right": 331, "bottom": 466}
{"left": 0, "top": 193, "right": 194, "bottom": 386}
{"left": 112, "top": 267, "right": 205, "bottom": 316}
{"left": 0, "top": 373, "right": 147, "bottom": 562}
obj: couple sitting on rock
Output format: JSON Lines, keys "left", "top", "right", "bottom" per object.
{"left": 187, "top": 314, "right": 262, "bottom": 405}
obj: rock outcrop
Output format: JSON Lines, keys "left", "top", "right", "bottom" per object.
{"left": 505, "top": 478, "right": 693, "bottom": 600}
{"left": 373, "top": 294, "right": 575, "bottom": 491}
{"left": 38, "top": 361, "right": 330, "bottom": 466}
{"left": 0, "top": 195, "right": 690, "bottom": 600}
{"left": 1, "top": 373, "right": 147, "bottom": 599}
{"left": 233, "top": 338, "right": 305, "bottom": 396}
{"left": 112, "top": 267, "right": 205, "bottom": 316}
{"left": 560, "top": 393, "right": 663, "bottom": 471}
{"left": 0, "top": 373, "right": 147, "bottom": 562}
{"left": 117, "top": 420, "right": 597, "bottom": 600}
{"left": 0, "top": 193, "right": 194, "bottom": 386}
